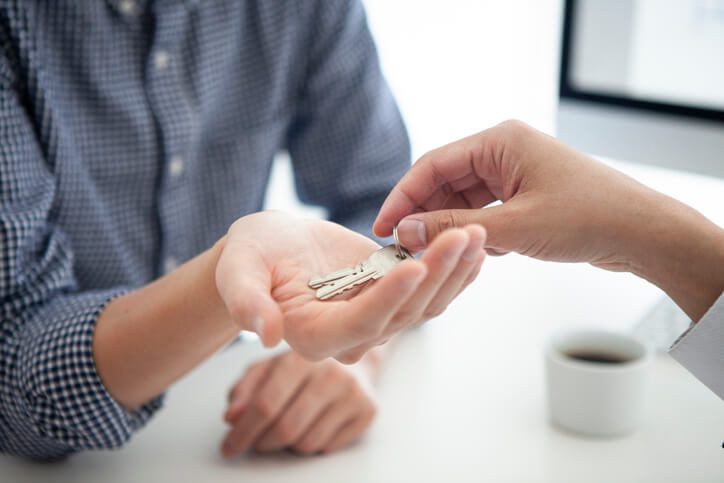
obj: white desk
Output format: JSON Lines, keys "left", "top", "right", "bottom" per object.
{"left": 2, "top": 161, "right": 724, "bottom": 482}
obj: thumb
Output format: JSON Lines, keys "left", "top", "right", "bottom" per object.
{"left": 215, "top": 243, "right": 284, "bottom": 348}
{"left": 396, "top": 204, "right": 523, "bottom": 254}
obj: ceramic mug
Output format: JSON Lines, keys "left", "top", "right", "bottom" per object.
{"left": 545, "top": 328, "right": 654, "bottom": 437}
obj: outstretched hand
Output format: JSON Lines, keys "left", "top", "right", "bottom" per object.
{"left": 215, "top": 211, "right": 486, "bottom": 362}
{"left": 373, "top": 120, "right": 724, "bottom": 321}
{"left": 374, "top": 120, "right": 655, "bottom": 268}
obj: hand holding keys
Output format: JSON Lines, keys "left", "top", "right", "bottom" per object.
{"left": 309, "top": 226, "right": 412, "bottom": 300}
{"left": 216, "top": 211, "right": 486, "bottom": 362}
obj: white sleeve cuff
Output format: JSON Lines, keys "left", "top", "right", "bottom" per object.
{"left": 669, "top": 291, "right": 724, "bottom": 400}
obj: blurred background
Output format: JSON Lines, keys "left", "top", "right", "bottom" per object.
{"left": 264, "top": 0, "right": 724, "bottom": 342}
{"left": 266, "top": 0, "right": 724, "bottom": 216}
{"left": 264, "top": 0, "right": 563, "bottom": 216}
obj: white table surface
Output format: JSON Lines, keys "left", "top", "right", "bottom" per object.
{"left": 2, "top": 160, "right": 724, "bottom": 483}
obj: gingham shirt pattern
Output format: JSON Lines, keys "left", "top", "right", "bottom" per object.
{"left": 0, "top": 0, "right": 410, "bottom": 459}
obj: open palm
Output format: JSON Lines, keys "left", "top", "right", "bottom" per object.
{"left": 216, "top": 211, "right": 486, "bottom": 362}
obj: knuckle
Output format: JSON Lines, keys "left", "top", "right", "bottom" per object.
{"left": 349, "top": 382, "right": 365, "bottom": 400}
{"left": 499, "top": 118, "right": 526, "bottom": 134}
{"left": 294, "top": 439, "right": 319, "bottom": 455}
{"left": 498, "top": 119, "right": 532, "bottom": 145}
{"left": 320, "top": 365, "right": 343, "bottom": 387}
{"left": 275, "top": 418, "right": 299, "bottom": 445}
{"left": 253, "top": 396, "right": 278, "bottom": 420}
{"left": 436, "top": 211, "right": 460, "bottom": 234}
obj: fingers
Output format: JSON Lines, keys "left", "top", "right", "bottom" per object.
{"left": 373, "top": 130, "right": 501, "bottom": 238}
{"left": 420, "top": 225, "right": 486, "bottom": 318}
{"left": 457, "top": 249, "right": 486, "bottom": 298}
{"left": 308, "top": 228, "right": 470, "bottom": 361}
{"left": 221, "top": 353, "right": 310, "bottom": 458}
{"left": 373, "top": 135, "right": 482, "bottom": 237}
{"left": 305, "top": 260, "right": 427, "bottom": 357}
{"left": 215, "top": 237, "right": 284, "bottom": 347}
{"left": 295, "top": 386, "right": 376, "bottom": 455}
{"left": 225, "top": 358, "right": 275, "bottom": 423}
{"left": 321, "top": 413, "right": 375, "bottom": 454}
{"left": 382, "top": 228, "right": 470, "bottom": 332}
{"left": 252, "top": 363, "right": 353, "bottom": 452}
{"left": 395, "top": 203, "right": 521, "bottom": 254}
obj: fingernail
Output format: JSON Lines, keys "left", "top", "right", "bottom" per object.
{"left": 397, "top": 219, "right": 426, "bottom": 250}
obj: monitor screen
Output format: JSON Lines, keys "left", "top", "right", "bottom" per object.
{"left": 560, "top": 0, "right": 724, "bottom": 123}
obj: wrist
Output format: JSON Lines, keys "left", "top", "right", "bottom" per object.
{"left": 625, "top": 193, "right": 724, "bottom": 321}
{"left": 94, "top": 236, "right": 239, "bottom": 409}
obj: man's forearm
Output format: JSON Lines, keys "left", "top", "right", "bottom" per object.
{"left": 93, "top": 237, "right": 239, "bottom": 410}
{"left": 627, "top": 192, "right": 724, "bottom": 322}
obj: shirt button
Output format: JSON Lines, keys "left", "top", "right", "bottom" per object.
{"left": 153, "top": 50, "right": 170, "bottom": 70}
{"left": 119, "top": 0, "right": 136, "bottom": 15}
{"left": 169, "top": 156, "right": 185, "bottom": 178}
{"left": 164, "top": 256, "right": 179, "bottom": 274}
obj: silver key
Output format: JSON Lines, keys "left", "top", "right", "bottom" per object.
{"left": 311, "top": 245, "right": 411, "bottom": 300}
{"left": 309, "top": 266, "right": 361, "bottom": 289}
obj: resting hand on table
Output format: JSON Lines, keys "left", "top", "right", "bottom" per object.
{"left": 374, "top": 120, "right": 724, "bottom": 321}
{"left": 216, "top": 211, "right": 486, "bottom": 363}
{"left": 221, "top": 350, "right": 380, "bottom": 457}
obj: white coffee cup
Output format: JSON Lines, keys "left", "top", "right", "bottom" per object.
{"left": 545, "top": 328, "right": 654, "bottom": 437}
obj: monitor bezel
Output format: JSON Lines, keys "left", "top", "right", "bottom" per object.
{"left": 559, "top": 0, "right": 724, "bottom": 124}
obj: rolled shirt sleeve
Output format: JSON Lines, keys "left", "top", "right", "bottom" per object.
{"left": 669, "top": 291, "right": 724, "bottom": 400}
{"left": 3, "top": 291, "right": 164, "bottom": 460}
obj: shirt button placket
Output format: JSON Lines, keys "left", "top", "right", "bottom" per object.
{"left": 149, "top": 3, "right": 195, "bottom": 278}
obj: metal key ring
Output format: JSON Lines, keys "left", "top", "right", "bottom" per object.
{"left": 393, "top": 225, "right": 403, "bottom": 259}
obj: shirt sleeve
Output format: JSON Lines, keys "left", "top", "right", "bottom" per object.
{"left": 0, "top": 53, "right": 162, "bottom": 460}
{"left": 286, "top": 0, "right": 411, "bottom": 242}
{"left": 668, "top": 291, "right": 724, "bottom": 400}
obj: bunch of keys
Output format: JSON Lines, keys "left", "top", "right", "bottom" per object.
{"left": 309, "top": 226, "right": 412, "bottom": 300}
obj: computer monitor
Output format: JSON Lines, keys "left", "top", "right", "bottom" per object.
{"left": 556, "top": 0, "right": 724, "bottom": 178}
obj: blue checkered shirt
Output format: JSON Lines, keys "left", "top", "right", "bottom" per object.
{"left": 0, "top": 0, "right": 409, "bottom": 459}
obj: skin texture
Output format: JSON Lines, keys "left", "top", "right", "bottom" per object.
{"left": 94, "top": 211, "right": 486, "bottom": 410}
{"left": 221, "top": 349, "right": 383, "bottom": 458}
{"left": 374, "top": 120, "right": 724, "bottom": 322}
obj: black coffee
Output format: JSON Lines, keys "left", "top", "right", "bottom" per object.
{"left": 565, "top": 351, "right": 631, "bottom": 364}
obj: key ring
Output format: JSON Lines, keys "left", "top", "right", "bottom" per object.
{"left": 393, "top": 225, "right": 403, "bottom": 259}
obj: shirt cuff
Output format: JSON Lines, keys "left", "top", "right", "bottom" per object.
{"left": 668, "top": 291, "right": 724, "bottom": 400}
{"left": 16, "top": 290, "right": 164, "bottom": 455}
